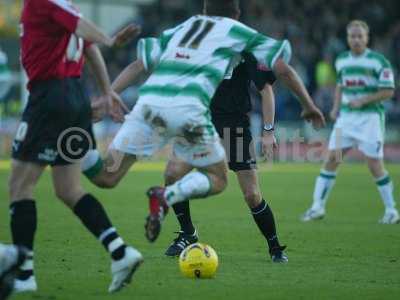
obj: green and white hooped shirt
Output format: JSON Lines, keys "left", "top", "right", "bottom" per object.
{"left": 136, "top": 15, "right": 291, "bottom": 109}
{"left": 335, "top": 48, "right": 395, "bottom": 115}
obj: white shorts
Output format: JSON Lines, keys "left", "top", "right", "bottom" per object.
{"left": 110, "top": 100, "right": 226, "bottom": 167}
{"left": 328, "top": 111, "right": 385, "bottom": 158}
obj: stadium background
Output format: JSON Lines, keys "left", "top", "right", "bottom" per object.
{"left": 0, "top": 0, "right": 399, "bottom": 161}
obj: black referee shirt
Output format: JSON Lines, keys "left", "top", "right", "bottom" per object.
{"left": 210, "top": 52, "right": 276, "bottom": 117}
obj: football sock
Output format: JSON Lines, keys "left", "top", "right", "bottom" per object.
{"left": 10, "top": 199, "right": 36, "bottom": 280}
{"left": 375, "top": 174, "right": 396, "bottom": 211}
{"left": 172, "top": 202, "right": 195, "bottom": 234}
{"left": 251, "top": 200, "right": 281, "bottom": 251}
{"left": 311, "top": 169, "right": 337, "bottom": 210}
{"left": 73, "top": 194, "right": 126, "bottom": 260}
{"left": 164, "top": 172, "right": 211, "bottom": 206}
{"left": 81, "top": 149, "right": 103, "bottom": 179}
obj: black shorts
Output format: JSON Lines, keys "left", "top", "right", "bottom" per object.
{"left": 212, "top": 114, "right": 256, "bottom": 172}
{"left": 12, "top": 78, "right": 96, "bottom": 166}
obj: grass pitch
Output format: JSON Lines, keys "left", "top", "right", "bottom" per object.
{"left": 0, "top": 162, "right": 399, "bottom": 300}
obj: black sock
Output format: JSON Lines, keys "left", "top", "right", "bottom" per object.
{"left": 251, "top": 199, "right": 281, "bottom": 251}
{"left": 172, "top": 201, "right": 195, "bottom": 234}
{"left": 10, "top": 199, "right": 36, "bottom": 280}
{"left": 73, "top": 194, "right": 126, "bottom": 260}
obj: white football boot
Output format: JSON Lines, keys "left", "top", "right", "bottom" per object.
{"left": 14, "top": 253, "right": 37, "bottom": 293}
{"left": 0, "top": 244, "right": 27, "bottom": 299}
{"left": 301, "top": 207, "right": 326, "bottom": 222}
{"left": 108, "top": 246, "right": 143, "bottom": 293}
{"left": 379, "top": 209, "right": 400, "bottom": 224}
{"left": 14, "top": 276, "right": 37, "bottom": 293}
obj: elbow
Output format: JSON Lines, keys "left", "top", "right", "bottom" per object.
{"left": 127, "top": 59, "right": 145, "bottom": 73}
{"left": 273, "top": 59, "right": 292, "bottom": 80}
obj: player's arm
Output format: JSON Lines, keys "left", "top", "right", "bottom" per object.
{"left": 112, "top": 59, "right": 148, "bottom": 94}
{"left": 84, "top": 44, "right": 128, "bottom": 122}
{"left": 273, "top": 59, "right": 326, "bottom": 128}
{"left": 45, "top": 0, "right": 140, "bottom": 47}
{"left": 349, "top": 89, "right": 395, "bottom": 109}
{"left": 259, "top": 84, "right": 277, "bottom": 159}
{"left": 330, "top": 85, "right": 342, "bottom": 121}
{"left": 76, "top": 19, "right": 140, "bottom": 47}
{"left": 112, "top": 37, "right": 162, "bottom": 94}
{"left": 349, "top": 59, "right": 395, "bottom": 109}
{"left": 245, "top": 31, "right": 325, "bottom": 129}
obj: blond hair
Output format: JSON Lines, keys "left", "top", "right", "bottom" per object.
{"left": 347, "top": 20, "right": 370, "bottom": 34}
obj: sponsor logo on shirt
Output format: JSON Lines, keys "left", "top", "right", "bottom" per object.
{"left": 382, "top": 68, "right": 393, "bottom": 81}
{"left": 176, "top": 52, "right": 191, "bottom": 60}
{"left": 345, "top": 79, "right": 366, "bottom": 87}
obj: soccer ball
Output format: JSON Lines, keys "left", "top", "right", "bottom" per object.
{"left": 179, "top": 243, "right": 219, "bottom": 279}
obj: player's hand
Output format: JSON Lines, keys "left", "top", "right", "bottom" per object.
{"left": 262, "top": 131, "right": 277, "bottom": 161}
{"left": 329, "top": 108, "right": 339, "bottom": 121}
{"left": 107, "top": 91, "right": 129, "bottom": 123}
{"left": 91, "top": 97, "right": 107, "bottom": 123}
{"left": 301, "top": 105, "right": 326, "bottom": 130}
{"left": 111, "top": 24, "right": 142, "bottom": 47}
{"left": 348, "top": 99, "right": 365, "bottom": 109}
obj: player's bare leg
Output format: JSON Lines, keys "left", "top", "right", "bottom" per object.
{"left": 301, "top": 148, "right": 350, "bottom": 221}
{"left": 52, "top": 162, "right": 143, "bottom": 293}
{"left": 145, "top": 160, "right": 228, "bottom": 242}
{"left": 81, "top": 149, "right": 137, "bottom": 188}
{"left": 8, "top": 160, "right": 45, "bottom": 293}
{"left": 236, "top": 169, "right": 287, "bottom": 262}
{"left": 365, "top": 157, "right": 399, "bottom": 224}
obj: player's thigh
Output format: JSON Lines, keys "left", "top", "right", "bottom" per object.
{"left": 164, "top": 156, "right": 194, "bottom": 185}
{"left": 110, "top": 105, "right": 166, "bottom": 158}
{"left": 52, "top": 163, "right": 85, "bottom": 208}
{"left": 9, "top": 160, "right": 46, "bottom": 202}
{"left": 235, "top": 169, "right": 262, "bottom": 208}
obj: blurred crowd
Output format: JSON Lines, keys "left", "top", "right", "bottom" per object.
{"left": 101, "top": 0, "right": 400, "bottom": 123}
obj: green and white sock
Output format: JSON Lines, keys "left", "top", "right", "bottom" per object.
{"left": 311, "top": 169, "right": 337, "bottom": 210}
{"left": 375, "top": 174, "right": 396, "bottom": 212}
{"left": 164, "top": 172, "right": 211, "bottom": 206}
{"left": 81, "top": 149, "right": 103, "bottom": 179}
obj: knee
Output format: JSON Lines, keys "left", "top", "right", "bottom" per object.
{"left": 324, "top": 151, "right": 341, "bottom": 170}
{"left": 164, "top": 170, "right": 179, "bottom": 186}
{"left": 243, "top": 189, "right": 262, "bottom": 208}
{"left": 327, "top": 151, "right": 339, "bottom": 163}
{"left": 8, "top": 175, "right": 32, "bottom": 201}
{"left": 8, "top": 177, "right": 19, "bottom": 200}
{"left": 55, "top": 186, "right": 84, "bottom": 205}
{"left": 93, "top": 174, "right": 120, "bottom": 189}
{"left": 214, "top": 171, "right": 228, "bottom": 193}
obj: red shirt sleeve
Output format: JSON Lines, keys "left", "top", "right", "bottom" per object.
{"left": 46, "top": 0, "right": 81, "bottom": 33}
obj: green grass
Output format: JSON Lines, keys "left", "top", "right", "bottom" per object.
{"left": 1, "top": 163, "right": 399, "bottom": 300}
